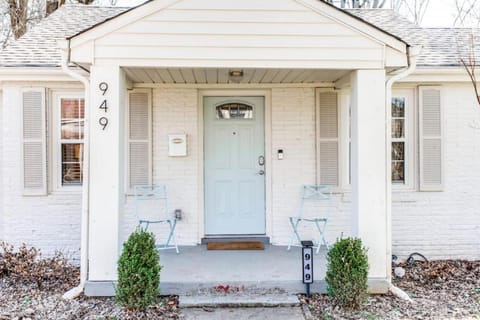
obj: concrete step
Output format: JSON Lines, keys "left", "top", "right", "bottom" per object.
{"left": 179, "top": 293, "right": 300, "bottom": 308}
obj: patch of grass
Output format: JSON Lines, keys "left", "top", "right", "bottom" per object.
{"left": 360, "top": 311, "right": 379, "bottom": 320}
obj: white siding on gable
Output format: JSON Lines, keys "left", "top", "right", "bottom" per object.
{"left": 89, "top": 0, "right": 385, "bottom": 69}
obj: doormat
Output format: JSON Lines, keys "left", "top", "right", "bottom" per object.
{"left": 207, "top": 241, "right": 265, "bottom": 250}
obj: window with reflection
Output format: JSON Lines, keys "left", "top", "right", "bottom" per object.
{"left": 392, "top": 97, "right": 406, "bottom": 183}
{"left": 60, "top": 98, "right": 84, "bottom": 185}
{"left": 216, "top": 103, "right": 253, "bottom": 119}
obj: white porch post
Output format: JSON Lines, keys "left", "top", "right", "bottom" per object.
{"left": 88, "top": 66, "right": 127, "bottom": 281}
{"left": 350, "top": 69, "right": 388, "bottom": 281}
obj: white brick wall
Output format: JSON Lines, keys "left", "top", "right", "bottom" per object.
{"left": 1, "top": 83, "right": 479, "bottom": 262}
{"left": 120, "top": 89, "right": 200, "bottom": 246}
{"left": 270, "top": 88, "right": 351, "bottom": 245}
{"left": 391, "top": 84, "right": 480, "bottom": 260}
{"left": 1, "top": 84, "right": 82, "bottom": 262}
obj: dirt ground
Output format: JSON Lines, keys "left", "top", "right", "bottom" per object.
{"left": 302, "top": 260, "right": 480, "bottom": 320}
{"left": 1, "top": 259, "right": 479, "bottom": 319}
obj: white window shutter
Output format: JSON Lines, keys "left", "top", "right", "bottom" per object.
{"left": 128, "top": 90, "right": 152, "bottom": 189}
{"left": 317, "top": 91, "right": 339, "bottom": 186}
{"left": 419, "top": 86, "right": 443, "bottom": 191}
{"left": 22, "top": 88, "right": 47, "bottom": 195}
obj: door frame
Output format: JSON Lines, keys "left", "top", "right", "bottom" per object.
{"left": 198, "top": 90, "right": 272, "bottom": 242}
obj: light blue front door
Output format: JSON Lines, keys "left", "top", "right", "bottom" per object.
{"left": 204, "top": 96, "right": 266, "bottom": 235}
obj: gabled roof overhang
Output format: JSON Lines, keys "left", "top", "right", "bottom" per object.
{"left": 64, "top": 0, "right": 409, "bottom": 70}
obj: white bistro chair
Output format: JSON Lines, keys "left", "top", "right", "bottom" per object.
{"left": 134, "top": 185, "right": 179, "bottom": 253}
{"left": 287, "top": 185, "right": 333, "bottom": 254}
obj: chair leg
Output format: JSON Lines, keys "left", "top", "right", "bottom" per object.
{"left": 171, "top": 220, "right": 179, "bottom": 254}
{"left": 287, "top": 218, "right": 303, "bottom": 251}
{"left": 165, "top": 220, "right": 179, "bottom": 254}
{"left": 314, "top": 220, "right": 329, "bottom": 254}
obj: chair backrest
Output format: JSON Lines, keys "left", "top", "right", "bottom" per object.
{"left": 133, "top": 185, "right": 169, "bottom": 222}
{"left": 301, "top": 185, "right": 332, "bottom": 200}
{"left": 296, "top": 185, "right": 333, "bottom": 218}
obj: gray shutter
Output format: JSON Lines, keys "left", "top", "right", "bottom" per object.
{"left": 128, "top": 90, "right": 151, "bottom": 189}
{"left": 419, "top": 86, "right": 443, "bottom": 191}
{"left": 318, "top": 91, "right": 339, "bottom": 186}
{"left": 22, "top": 88, "right": 47, "bottom": 195}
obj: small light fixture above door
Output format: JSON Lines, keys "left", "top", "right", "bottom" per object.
{"left": 229, "top": 70, "right": 244, "bottom": 83}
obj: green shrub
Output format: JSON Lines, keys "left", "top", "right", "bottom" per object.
{"left": 325, "top": 237, "right": 369, "bottom": 310}
{"left": 115, "top": 228, "right": 161, "bottom": 311}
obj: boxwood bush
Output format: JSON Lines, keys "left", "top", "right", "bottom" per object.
{"left": 115, "top": 228, "right": 161, "bottom": 311}
{"left": 325, "top": 237, "right": 369, "bottom": 309}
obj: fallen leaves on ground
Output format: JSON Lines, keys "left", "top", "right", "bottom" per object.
{"left": 0, "top": 279, "right": 179, "bottom": 320}
{"left": 302, "top": 260, "right": 480, "bottom": 320}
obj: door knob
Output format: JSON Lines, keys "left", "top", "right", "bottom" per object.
{"left": 257, "top": 170, "right": 265, "bottom": 175}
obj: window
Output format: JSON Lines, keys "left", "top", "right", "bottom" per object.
{"left": 341, "top": 89, "right": 415, "bottom": 189}
{"left": 391, "top": 89, "right": 415, "bottom": 189}
{"left": 392, "top": 97, "right": 406, "bottom": 183}
{"left": 216, "top": 102, "right": 253, "bottom": 119}
{"left": 52, "top": 94, "right": 85, "bottom": 189}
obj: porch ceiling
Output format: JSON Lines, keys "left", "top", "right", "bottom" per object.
{"left": 123, "top": 67, "right": 349, "bottom": 84}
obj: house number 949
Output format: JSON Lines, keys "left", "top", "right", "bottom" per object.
{"left": 98, "top": 82, "right": 109, "bottom": 130}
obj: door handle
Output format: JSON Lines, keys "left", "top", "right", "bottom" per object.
{"left": 257, "top": 170, "right": 265, "bottom": 176}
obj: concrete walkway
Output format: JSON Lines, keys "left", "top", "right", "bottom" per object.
{"left": 181, "top": 307, "right": 306, "bottom": 319}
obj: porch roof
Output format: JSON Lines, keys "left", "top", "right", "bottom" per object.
{"left": 0, "top": 3, "right": 477, "bottom": 69}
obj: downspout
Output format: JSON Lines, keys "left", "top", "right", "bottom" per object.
{"left": 58, "top": 39, "right": 91, "bottom": 300}
{"left": 385, "top": 45, "right": 421, "bottom": 302}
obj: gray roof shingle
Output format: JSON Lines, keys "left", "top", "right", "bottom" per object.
{"left": 349, "top": 9, "right": 480, "bottom": 67}
{"left": 0, "top": 4, "right": 478, "bottom": 68}
{"left": 0, "top": 5, "right": 126, "bottom": 67}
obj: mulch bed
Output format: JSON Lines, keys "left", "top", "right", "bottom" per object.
{"left": 0, "top": 278, "right": 179, "bottom": 320}
{"left": 302, "top": 260, "right": 480, "bottom": 320}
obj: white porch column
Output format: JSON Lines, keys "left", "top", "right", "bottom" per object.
{"left": 88, "top": 66, "right": 127, "bottom": 281}
{"left": 350, "top": 69, "right": 388, "bottom": 280}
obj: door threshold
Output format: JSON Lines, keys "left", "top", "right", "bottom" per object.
{"left": 201, "top": 236, "right": 270, "bottom": 245}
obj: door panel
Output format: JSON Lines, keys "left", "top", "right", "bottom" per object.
{"left": 204, "top": 96, "right": 265, "bottom": 235}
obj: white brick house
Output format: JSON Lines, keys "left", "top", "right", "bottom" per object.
{"left": 0, "top": 0, "right": 479, "bottom": 295}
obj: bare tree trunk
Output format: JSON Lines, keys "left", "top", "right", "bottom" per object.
{"left": 460, "top": 32, "right": 480, "bottom": 107}
{"left": 7, "top": 0, "right": 28, "bottom": 39}
{"left": 46, "top": 0, "right": 94, "bottom": 17}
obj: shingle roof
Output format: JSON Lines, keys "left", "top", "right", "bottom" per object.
{"left": 0, "top": 4, "right": 478, "bottom": 68}
{"left": 0, "top": 5, "right": 126, "bottom": 67}
{"left": 349, "top": 9, "right": 480, "bottom": 67}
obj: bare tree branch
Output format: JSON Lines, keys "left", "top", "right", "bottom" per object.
{"left": 458, "top": 31, "right": 480, "bottom": 107}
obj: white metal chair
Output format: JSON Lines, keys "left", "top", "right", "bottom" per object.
{"left": 287, "top": 185, "right": 333, "bottom": 254}
{"left": 134, "top": 185, "right": 179, "bottom": 253}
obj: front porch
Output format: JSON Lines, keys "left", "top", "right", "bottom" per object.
{"left": 85, "top": 245, "right": 388, "bottom": 296}
{"left": 159, "top": 245, "right": 325, "bottom": 295}
{"left": 62, "top": 0, "right": 412, "bottom": 295}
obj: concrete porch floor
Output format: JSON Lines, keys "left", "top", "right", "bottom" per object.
{"left": 159, "top": 245, "right": 327, "bottom": 295}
